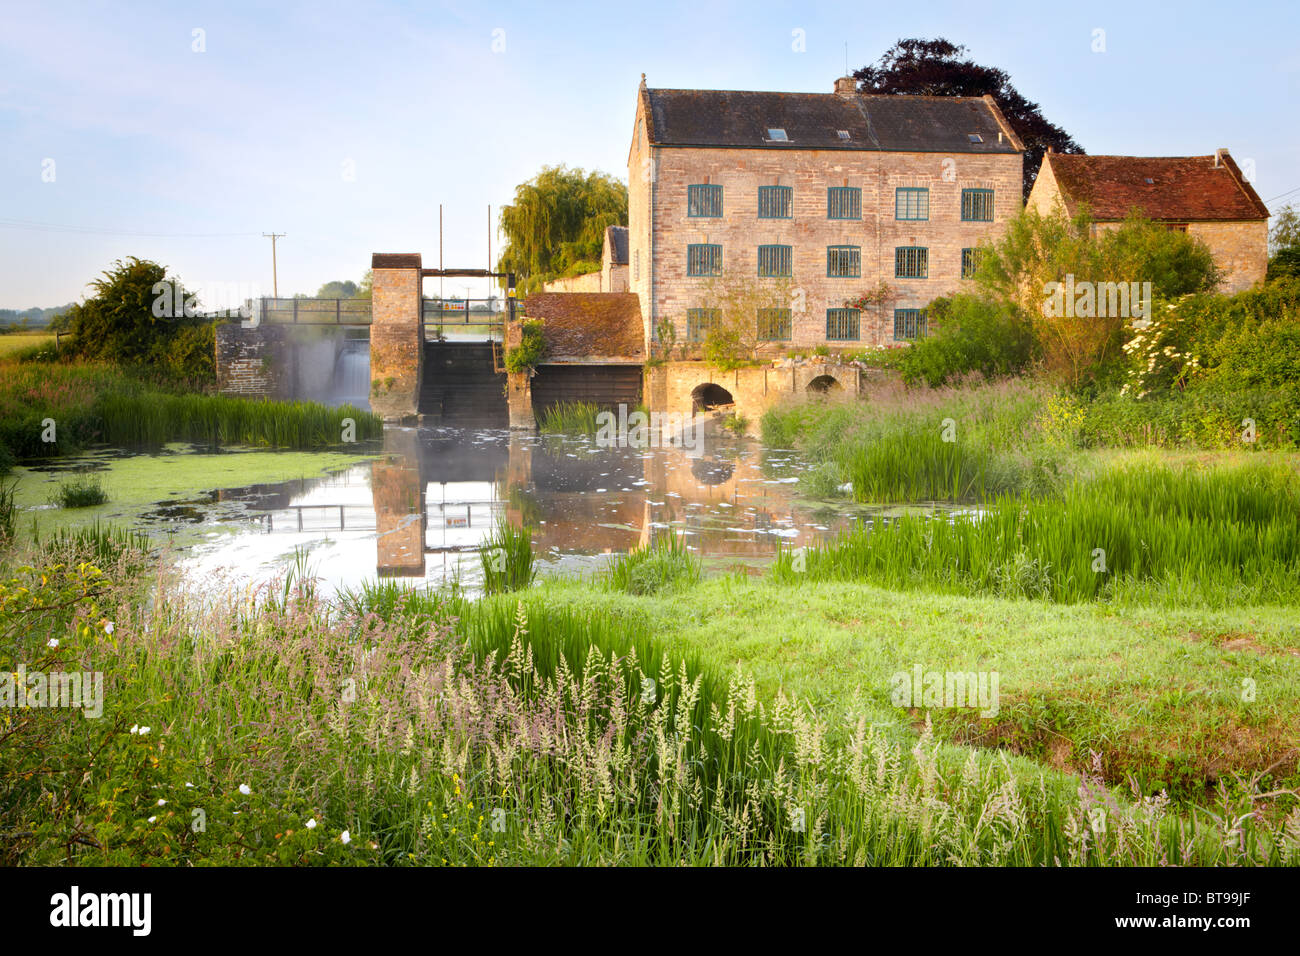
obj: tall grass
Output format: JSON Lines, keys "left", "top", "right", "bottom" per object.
{"left": 8, "top": 558, "right": 1295, "bottom": 866}
{"left": 95, "top": 393, "right": 381, "bottom": 449}
{"left": 0, "top": 358, "right": 382, "bottom": 460}
{"left": 764, "top": 380, "right": 1062, "bottom": 503}
{"left": 537, "top": 401, "right": 600, "bottom": 435}
{"left": 773, "top": 461, "right": 1300, "bottom": 607}
{"left": 0, "top": 477, "right": 15, "bottom": 542}
{"left": 480, "top": 517, "right": 536, "bottom": 593}
{"left": 30, "top": 520, "right": 153, "bottom": 567}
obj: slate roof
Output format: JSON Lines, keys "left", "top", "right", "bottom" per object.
{"left": 641, "top": 86, "right": 1022, "bottom": 154}
{"left": 1043, "top": 153, "right": 1269, "bottom": 221}
{"left": 522, "top": 293, "right": 644, "bottom": 362}
{"left": 605, "top": 226, "right": 629, "bottom": 265}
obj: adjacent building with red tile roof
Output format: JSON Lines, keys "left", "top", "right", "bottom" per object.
{"left": 1027, "top": 150, "right": 1269, "bottom": 293}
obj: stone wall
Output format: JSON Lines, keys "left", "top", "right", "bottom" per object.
{"left": 645, "top": 360, "right": 864, "bottom": 435}
{"left": 215, "top": 322, "right": 286, "bottom": 398}
{"left": 630, "top": 132, "right": 1023, "bottom": 348}
{"left": 542, "top": 271, "right": 602, "bottom": 293}
{"left": 1188, "top": 220, "right": 1268, "bottom": 293}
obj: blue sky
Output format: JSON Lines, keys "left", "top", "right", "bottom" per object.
{"left": 2, "top": 0, "right": 1297, "bottom": 309}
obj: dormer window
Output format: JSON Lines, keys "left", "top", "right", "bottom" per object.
{"left": 1144, "top": 177, "right": 1155, "bottom": 185}
{"left": 837, "top": 130, "right": 851, "bottom": 141}
{"left": 767, "top": 128, "right": 788, "bottom": 142}
{"left": 968, "top": 133, "right": 983, "bottom": 144}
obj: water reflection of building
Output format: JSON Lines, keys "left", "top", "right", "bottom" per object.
{"left": 367, "top": 425, "right": 856, "bottom": 581}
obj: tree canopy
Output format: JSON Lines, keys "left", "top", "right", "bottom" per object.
{"left": 62, "top": 256, "right": 214, "bottom": 383}
{"left": 496, "top": 165, "right": 627, "bottom": 295}
{"left": 853, "top": 38, "right": 1083, "bottom": 198}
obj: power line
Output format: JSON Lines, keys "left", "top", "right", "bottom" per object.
{"left": 1263, "top": 185, "right": 1300, "bottom": 206}
{"left": 0, "top": 217, "right": 262, "bottom": 238}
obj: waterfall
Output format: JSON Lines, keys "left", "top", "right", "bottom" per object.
{"left": 332, "top": 338, "right": 370, "bottom": 409}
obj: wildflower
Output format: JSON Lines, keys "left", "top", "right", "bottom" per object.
{"left": 104, "top": 622, "right": 114, "bottom": 635}
{"left": 341, "top": 830, "right": 352, "bottom": 845}
{"left": 148, "top": 816, "right": 157, "bottom": 823}
{"left": 306, "top": 818, "right": 317, "bottom": 830}
{"left": 238, "top": 784, "right": 251, "bottom": 795}
{"left": 157, "top": 799, "right": 167, "bottom": 806}
{"left": 47, "top": 638, "right": 59, "bottom": 648}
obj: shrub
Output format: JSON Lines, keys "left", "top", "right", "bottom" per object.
{"left": 504, "top": 319, "right": 546, "bottom": 373}
{"left": 896, "top": 294, "right": 1038, "bottom": 387}
{"left": 978, "top": 209, "right": 1219, "bottom": 387}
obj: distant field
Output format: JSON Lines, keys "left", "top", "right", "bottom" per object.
{"left": 0, "top": 333, "right": 54, "bottom": 357}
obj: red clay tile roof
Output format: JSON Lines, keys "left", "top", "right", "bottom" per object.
{"left": 644, "top": 87, "right": 1022, "bottom": 154}
{"left": 522, "top": 293, "right": 644, "bottom": 362}
{"left": 1045, "top": 153, "right": 1269, "bottom": 221}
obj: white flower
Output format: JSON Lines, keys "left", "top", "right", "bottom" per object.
{"left": 139, "top": 726, "right": 150, "bottom": 735}
{"left": 104, "top": 622, "right": 114, "bottom": 635}
{"left": 340, "top": 830, "right": 352, "bottom": 845}
{"left": 238, "top": 784, "right": 251, "bottom": 796}
{"left": 185, "top": 782, "right": 194, "bottom": 789}
{"left": 306, "top": 818, "right": 317, "bottom": 830}
{"left": 47, "top": 638, "right": 59, "bottom": 648}
{"left": 148, "top": 816, "right": 157, "bottom": 823}
{"left": 157, "top": 799, "right": 167, "bottom": 806}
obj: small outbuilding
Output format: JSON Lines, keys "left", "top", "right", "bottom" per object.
{"left": 1027, "top": 149, "right": 1270, "bottom": 293}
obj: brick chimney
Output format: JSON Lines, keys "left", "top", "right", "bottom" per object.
{"left": 1214, "top": 147, "right": 1229, "bottom": 167}
{"left": 834, "top": 76, "right": 856, "bottom": 95}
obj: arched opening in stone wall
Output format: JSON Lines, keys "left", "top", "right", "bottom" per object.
{"left": 691, "top": 382, "right": 734, "bottom": 413}
{"left": 807, "top": 374, "right": 841, "bottom": 395}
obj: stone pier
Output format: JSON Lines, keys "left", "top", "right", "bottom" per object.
{"left": 369, "top": 253, "right": 424, "bottom": 421}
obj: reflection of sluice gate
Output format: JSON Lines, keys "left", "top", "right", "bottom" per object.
{"left": 256, "top": 505, "right": 378, "bottom": 533}
{"left": 424, "top": 499, "right": 506, "bottom": 554}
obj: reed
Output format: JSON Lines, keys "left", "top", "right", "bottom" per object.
{"left": 537, "top": 400, "right": 601, "bottom": 435}
{"left": 94, "top": 393, "right": 381, "bottom": 449}
{"left": 773, "top": 461, "right": 1300, "bottom": 607}
{"left": 479, "top": 517, "right": 536, "bottom": 593}
{"left": 52, "top": 472, "right": 109, "bottom": 508}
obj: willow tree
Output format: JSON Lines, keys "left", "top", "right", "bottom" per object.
{"left": 497, "top": 166, "right": 627, "bottom": 294}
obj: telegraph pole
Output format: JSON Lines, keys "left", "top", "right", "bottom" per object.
{"left": 262, "top": 232, "right": 285, "bottom": 298}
